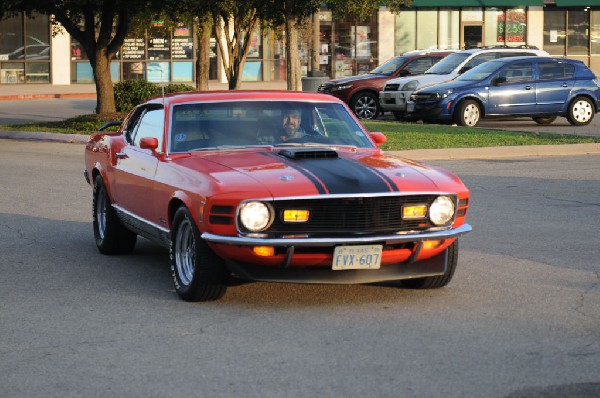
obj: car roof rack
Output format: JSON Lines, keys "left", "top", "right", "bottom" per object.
{"left": 466, "top": 45, "right": 540, "bottom": 50}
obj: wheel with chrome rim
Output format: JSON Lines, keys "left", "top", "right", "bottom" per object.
{"left": 454, "top": 99, "right": 481, "bottom": 127}
{"left": 566, "top": 97, "right": 594, "bottom": 126}
{"left": 350, "top": 92, "right": 380, "bottom": 120}
{"left": 92, "top": 175, "right": 137, "bottom": 254}
{"left": 170, "top": 206, "right": 228, "bottom": 302}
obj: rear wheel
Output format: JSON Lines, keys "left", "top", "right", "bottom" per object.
{"left": 170, "top": 206, "right": 228, "bottom": 302}
{"left": 93, "top": 175, "right": 137, "bottom": 254}
{"left": 350, "top": 92, "right": 380, "bottom": 120}
{"left": 533, "top": 116, "right": 557, "bottom": 125}
{"left": 401, "top": 241, "right": 459, "bottom": 289}
{"left": 454, "top": 99, "right": 481, "bottom": 127}
{"left": 566, "top": 97, "right": 594, "bottom": 126}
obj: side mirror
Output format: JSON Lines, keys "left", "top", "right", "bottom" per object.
{"left": 458, "top": 66, "right": 471, "bottom": 74}
{"left": 369, "top": 132, "right": 387, "bottom": 147}
{"left": 398, "top": 69, "right": 411, "bottom": 77}
{"left": 139, "top": 137, "right": 159, "bottom": 153}
{"left": 492, "top": 76, "right": 507, "bottom": 86}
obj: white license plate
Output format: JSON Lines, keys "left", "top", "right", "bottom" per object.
{"left": 332, "top": 245, "right": 382, "bottom": 270}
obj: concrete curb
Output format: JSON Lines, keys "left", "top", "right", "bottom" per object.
{"left": 387, "top": 143, "right": 600, "bottom": 160}
{"left": 0, "top": 93, "right": 96, "bottom": 101}
{"left": 2, "top": 130, "right": 599, "bottom": 160}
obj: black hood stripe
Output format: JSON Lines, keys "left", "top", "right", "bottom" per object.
{"left": 261, "top": 152, "right": 329, "bottom": 194}
{"left": 261, "top": 152, "right": 393, "bottom": 194}
{"left": 348, "top": 159, "right": 399, "bottom": 192}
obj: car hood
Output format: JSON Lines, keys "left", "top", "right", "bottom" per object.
{"left": 386, "top": 73, "right": 456, "bottom": 89}
{"left": 416, "top": 79, "right": 474, "bottom": 93}
{"left": 327, "top": 74, "right": 386, "bottom": 85}
{"left": 177, "top": 148, "right": 464, "bottom": 199}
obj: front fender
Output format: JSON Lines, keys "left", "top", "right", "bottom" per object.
{"left": 450, "top": 92, "right": 488, "bottom": 116}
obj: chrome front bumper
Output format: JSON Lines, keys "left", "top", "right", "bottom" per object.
{"left": 202, "top": 224, "right": 472, "bottom": 247}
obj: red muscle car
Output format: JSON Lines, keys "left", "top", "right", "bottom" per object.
{"left": 84, "top": 91, "right": 471, "bottom": 302}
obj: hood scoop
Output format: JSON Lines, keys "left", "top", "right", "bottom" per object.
{"left": 278, "top": 148, "right": 339, "bottom": 160}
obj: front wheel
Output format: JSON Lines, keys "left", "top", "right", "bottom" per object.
{"left": 532, "top": 116, "right": 557, "bottom": 125}
{"left": 93, "top": 175, "right": 137, "bottom": 254}
{"left": 350, "top": 92, "right": 380, "bottom": 120}
{"left": 401, "top": 241, "right": 459, "bottom": 289}
{"left": 454, "top": 99, "right": 481, "bottom": 127}
{"left": 566, "top": 97, "right": 594, "bottom": 126}
{"left": 170, "top": 206, "right": 228, "bottom": 302}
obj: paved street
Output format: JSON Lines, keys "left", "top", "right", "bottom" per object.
{"left": 0, "top": 140, "right": 598, "bottom": 397}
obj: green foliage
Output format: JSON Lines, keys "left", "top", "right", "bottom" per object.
{"left": 113, "top": 80, "right": 195, "bottom": 113}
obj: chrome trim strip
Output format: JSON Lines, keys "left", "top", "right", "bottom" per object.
{"left": 242, "top": 191, "right": 457, "bottom": 202}
{"left": 202, "top": 223, "right": 472, "bottom": 247}
{"left": 112, "top": 204, "right": 170, "bottom": 234}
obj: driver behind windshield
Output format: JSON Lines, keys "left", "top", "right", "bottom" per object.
{"left": 278, "top": 109, "right": 307, "bottom": 142}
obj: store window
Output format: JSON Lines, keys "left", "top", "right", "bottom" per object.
{"left": 592, "top": 11, "right": 600, "bottom": 55}
{"left": 0, "top": 13, "right": 50, "bottom": 83}
{"left": 568, "top": 10, "right": 589, "bottom": 56}
{"left": 485, "top": 8, "right": 527, "bottom": 47}
{"left": 417, "top": 10, "right": 438, "bottom": 50}
{"left": 544, "top": 10, "right": 566, "bottom": 55}
{"left": 243, "top": 26, "right": 263, "bottom": 81}
{"left": 439, "top": 10, "right": 460, "bottom": 50}
{"left": 394, "top": 11, "right": 416, "bottom": 54}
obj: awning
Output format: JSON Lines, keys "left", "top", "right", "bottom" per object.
{"left": 555, "top": 0, "right": 600, "bottom": 5}
{"left": 413, "top": 0, "right": 544, "bottom": 6}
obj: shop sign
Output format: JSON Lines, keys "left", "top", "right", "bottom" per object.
{"left": 497, "top": 10, "right": 526, "bottom": 43}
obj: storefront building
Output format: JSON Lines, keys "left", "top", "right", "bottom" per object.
{"left": 1, "top": 1, "right": 599, "bottom": 85}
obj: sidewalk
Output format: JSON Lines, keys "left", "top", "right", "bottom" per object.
{"left": 0, "top": 81, "right": 289, "bottom": 101}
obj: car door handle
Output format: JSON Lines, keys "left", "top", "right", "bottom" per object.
{"left": 524, "top": 85, "right": 532, "bottom": 90}
{"left": 116, "top": 152, "right": 128, "bottom": 159}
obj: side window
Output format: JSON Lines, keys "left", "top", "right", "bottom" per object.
{"left": 130, "top": 108, "right": 165, "bottom": 150}
{"left": 498, "top": 62, "right": 533, "bottom": 83}
{"left": 404, "top": 58, "right": 433, "bottom": 75}
{"left": 498, "top": 52, "right": 535, "bottom": 59}
{"left": 538, "top": 62, "right": 572, "bottom": 80}
{"left": 464, "top": 53, "right": 497, "bottom": 70}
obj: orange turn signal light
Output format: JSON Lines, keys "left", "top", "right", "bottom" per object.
{"left": 253, "top": 246, "right": 275, "bottom": 257}
{"left": 403, "top": 205, "right": 427, "bottom": 219}
{"left": 283, "top": 209, "right": 310, "bottom": 222}
{"left": 422, "top": 240, "right": 443, "bottom": 250}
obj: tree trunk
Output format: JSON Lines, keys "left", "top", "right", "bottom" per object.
{"left": 91, "top": 50, "right": 116, "bottom": 115}
{"left": 196, "top": 17, "right": 213, "bottom": 91}
{"left": 285, "top": 18, "right": 301, "bottom": 91}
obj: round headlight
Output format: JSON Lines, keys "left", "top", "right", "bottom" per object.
{"left": 239, "top": 201, "right": 272, "bottom": 232}
{"left": 429, "top": 196, "right": 455, "bottom": 226}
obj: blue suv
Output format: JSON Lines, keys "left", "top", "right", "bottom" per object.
{"left": 409, "top": 57, "right": 600, "bottom": 127}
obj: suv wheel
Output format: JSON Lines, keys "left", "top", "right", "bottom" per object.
{"left": 566, "top": 97, "right": 594, "bottom": 126}
{"left": 454, "top": 99, "right": 481, "bottom": 127}
{"left": 351, "top": 92, "right": 379, "bottom": 120}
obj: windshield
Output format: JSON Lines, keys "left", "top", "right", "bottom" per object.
{"left": 425, "top": 53, "right": 470, "bottom": 75}
{"left": 370, "top": 56, "right": 409, "bottom": 75}
{"left": 169, "top": 101, "right": 376, "bottom": 152}
{"left": 457, "top": 60, "right": 503, "bottom": 81}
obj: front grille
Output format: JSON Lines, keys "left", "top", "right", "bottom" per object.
{"left": 384, "top": 84, "right": 400, "bottom": 91}
{"left": 262, "top": 195, "right": 443, "bottom": 235}
{"left": 411, "top": 93, "right": 437, "bottom": 103}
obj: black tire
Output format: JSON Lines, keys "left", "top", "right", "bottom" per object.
{"left": 350, "top": 92, "right": 380, "bottom": 120}
{"left": 532, "top": 116, "right": 557, "bottom": 125}
{"left": 454, "top": 99, "right": 481, "bottom": 127}
{"left": 401, "top": 241, "right": 459, "bottom": 289}
{"left": 170, "top": 206, "right": 228, "bottom": 302}
{"left": 93, "top": 175, "right": 137, "bottom": 255}
{"left": 566, "top": 97, "right": 595, "bottom": 126}
{"left": 392, "top": 111, "right": 406, "bottom": 121}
